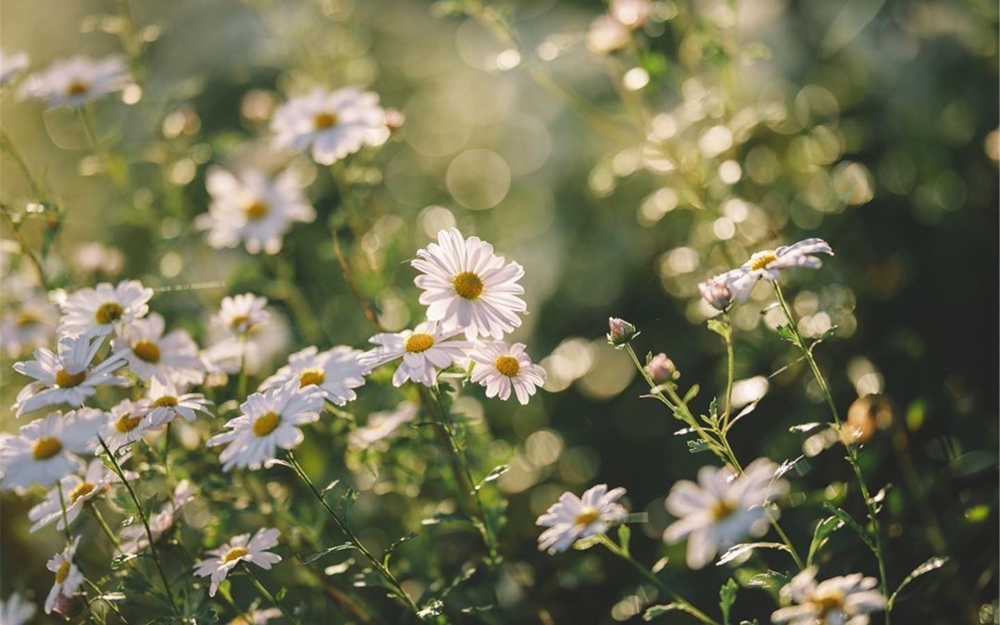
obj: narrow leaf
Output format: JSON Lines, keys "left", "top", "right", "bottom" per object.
{"left": 683, "top": 384, "right": 700, "bottom": 403}
{"left": 643, "top": 604, "right": 680, "bottom": 621}
{"left": 888, "top": 556, "right": 950, "bottom": 608}
{"left": 303, "top": 543, "right": 355, "bottom": 565}
{"left": 717, "top": 542, "right": 790, "bottom": 566}
{"left": 719, "top": 578, "right": 739, "bottom": 624}
{"left": 807, "top": 516, "right": 844, "bottom": 566}
{"left": 687, "top": 439, "right": 710, "bottom": 454}
{"left": 476, "top": 464, "right": 510, "bottom": 490}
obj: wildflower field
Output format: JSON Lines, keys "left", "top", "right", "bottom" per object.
{"left": 0, "top": 0, "right": 997, "bottom": 624}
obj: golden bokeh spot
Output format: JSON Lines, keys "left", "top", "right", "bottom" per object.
{"left": 66, "top": 80, "right": 90, "bottom": 96}
{"left": 16, "top": 311, "right": 39, "bottom": 327}
{"left": 69, "top": 482, "right": 95, "bottom": 503}
{"left": 243, "top": 201, "right": 270, "bottom": 221}
{"left": 710, "top": 499, "right": 737, "bottom": 521}
{"left": 153, "top": 396, "right": 179, "bottom": 408}
{"left": 748, "top": 250, "right": 778, "bottom": 271}
{"left": 313, "top": 111, "right": 338, "bottom": 130}
{"left": 115, "top": 413, "right": 144, "bottom": 433}
{"left": 133, "top": 339, "right": 161, "bottom": 363}
{"left": 55, "top": 368, "right": 87, "bottom": 388}
{"left": 253, "top": 411, "right": 280, "bottom": 437}
{"left": 495, "top": 355, "right": 520, "bottom": 377}
{"left": 221, "top": 546, "right": 249, "bottom": 563}
{"left": 574, "top": 507, "right": 600, "bottom": 526}
{"left": 32, "top": 437, "right": 63, "bottom": 460}
{"left": 404, "top": 333, "right": 435, "bottom": 353}
{"left": 55, "top": 560, "right": 71, "bottom": 584}
{"left": 299, "top": 368, "right": 325, "bottom": 388}
{"left": 452, "top": 271, "right": 485, "bottom": 300}
{"left": 95, "top": 302, "right": 125, "bottom": 325}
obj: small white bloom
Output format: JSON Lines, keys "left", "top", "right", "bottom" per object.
{"left": 113, "top": 313, "right": 204, "bottom": 385}
{"left": 260, "top": 345, "right": 368, "bottom": 406}
{"left": 208, "top": 382, "right": 323, "bottom": 471}
{"left": 21, "top": 55, "right": 129, "bottom": 108}
{"left": 0, "top": 289, "right": 58, "bottom": 357}
{"left": 536, "top": 484, "right": 628, "bottom": 554}
{"left": 58, "top": 279, "right": 154, "bottom": 338}
{"left": 0, "top": 592, "right": 36, "bottom": 625}
{"left": 197, "top": 167, "right": 315, "bottom": 255}
{"left": 73, "top": 242, "right": 124, "bottom": 277}
{"left": 469, "top": 341, "right": 546, "bottom": 405}
{"left": 271, "top": 87, "right": 389, "bottom": 165}
{"left": 359, "top": 321, "right": 471, "bottom": 387}
{"left": 120, "top": 480, "right": 195, "bottom": 555}
{"left": 100, "top": 398, "right": 156, "bottom": 454}
{"left": 12, "top": 335, "right": 127, "bottom": 417}
{"left": 194, "top": 528, "right": 282, "bottom": 597}
{"left": 28, "top": 458, "right": 119, "bottom": 532}
{"left": 145, "top": 378, "right": 213, "bottom": 426}
{"left": 0, "top": 410, "right": 101, "bottom": 491}
{"left": 214, "top": 293, "right": 270, "bottom": 335}
{"left": 0, "top": 50, "right": 29, "bottom": 87}
{"left": 45, "top": 537, "right": 84, "bottom": 614}
{"left": 412, "top": 228, "right": 527, "bottom": 340}
{"left": 663, "top": 457, "right": 789, "bottom": 569}
{"left": 772, "top": 566, "right": 887, "bottom": 625}
{"left": 347, "top": 402, "right": 418, "bottom": 451}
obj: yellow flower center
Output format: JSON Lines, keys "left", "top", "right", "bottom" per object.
{"left": 574, "top": 507, "right": 601, "bottom": 526}
{"left": 33, "top": 437, "right": 63, "bottom": 460}
{"left": 495, "top": 355, "right": 520, "bottom": 377}
{"left": 313, "top": 111, "right": 338, "bottom": 130}
{"left": 115, "top": 413, "right": 144, "bottom": 433}
{"left": 813, "top": 589, "right": 847, "bottom": 615}
{"left": 253, "top": 411, "right": 280, "bottom": 437}
{"left": 153, "top": 396, "right": 179, "bottom": 407}
{"left": 95, "top": 302, "right": 125, "bottom": 325}
{"left": 243, "top": 201, "right": 270, "bottom": 221}
{"left": 66, "top": 80, "right": 90, "bottom": 96}
{"left": 748, "top": 250, "right": 778, "bottom": 271}
{"left": 230, "top": 315, "right": 251, "bottom": 332}
{"left": 16, "top": 311, "right": 39, "bottom": 328}
{"left": 452, "top": 271, "right": 484, "bottom": 300}
{"left": 710, "top": 498, "right": 737, "bottom": 521}
{"left": 55, "top": 368, "right": 87, "bottom": 388}
{"left": 132, "top": 339, "right": 161, "bottom": 363}
{"left": 69, "top": 482, "right": 95, "bottom": 503}
{"left": 404, "top": 333, "right": 435, "bottom": 353}
{"left": 55, "top": 560, "right": 71, "bottom": 584}
{"left": 221, "top": 546, "right": 249, "bottom": 563}
{"left": 299, "top": 368, "right": 325, "bottom": 388}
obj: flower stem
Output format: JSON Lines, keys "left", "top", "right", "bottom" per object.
{"left": 90, "top": 504, "right": 121, "bottom": 550}
{"left": 56, "top": 483, "right": 73, "bottom": 542}
{"left": 721, "top": 313, "right": 736, "bottom": 432}
{"left": 242, "top": 563, "right": 300, "bottom": 625}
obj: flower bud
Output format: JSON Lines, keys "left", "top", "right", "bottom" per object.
{"left": 645, "top": 353, "right": 678, "bottom": 384}
{"left": 698, "top": 279, "right": 733, "bottom": 311}
{"left": 607, "top": 317, "right": 638, "bottom": 346}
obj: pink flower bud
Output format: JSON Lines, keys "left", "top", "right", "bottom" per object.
{"left": 607, "top": 317, "right": 638, "bottom": 346}
{"left": 645, "top": 353, "right": 678, "bottom": 383}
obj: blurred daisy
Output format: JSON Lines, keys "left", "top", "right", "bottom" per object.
{"left": 73, "top": 242, "right": 124, "bottom": 277}
{"left": 772, "top": 567, "right": 886, "bottom": 625}
{"left": 0, "top": 50, "right": 29, "bottom": 87}
{"left": 214, "top": 293, "right": 270, "bottom": 335}
{"left": 113, "top": 313, "right": 204, "bottom": 385}
{"left": 0, "top": 592, "right": 36, "bottom": 625}
{"left": 0, "top": 409, "right": 101, "bottom": 491}
{"left": 469, "top": 341, "right": 545, "bottom": 405}
{"left": 359, "top": 321, "right": 470, "bottom": 387}
{"left": 208, "top": 382, "right": 323, "bottom": 471}
{"left": 412, "top": 228, "right": 527, "bottom": 340}
{"left": 12, "top": 334, "right": 127, "bottom": 417}
{"left": 0, "top": 290, "right": 58, "bottom": 357}
{"left": 28, "top": 458, "right": 120, "bottom": 532}
{"left": 197, "top": 167, "right": 315, "bottom": 255}
{"left": 226, "top": 608, "right": 283, "bottom": 625}
{"left": 194, "top": 528, "right": 282, "bottom": 597}
{"left": 21, "top": 55, "right": 129, "bottom": 109}
{"left": 347, "top": 402, "right": 418, "bottom": 451}
{"left": 260, "top": 345, "right": 368, "bottom": 406}
{"left": 100, "top": 398, "right": 155, "bottom": 454}
{"left": 270, "top": 87, "right": 389, "bottom": 165}
{"left": 145, "top": 378, "right": 213, "bottom": 426}
{"left": 663, "top": 457, "right": 789, "bottom": 569}
{"left": 58, "top": 279, "right": 153, "bottom": 338}
{"left": 536, "top": 484, "right": 628, "bottom": 554}
{"left": 120, "top": 480, "right": 195, "bottom": 555}
{"left": 45, "top": 537, "right": 83, "bottom": 614}
{"left": 202, "top": 309, "right": 291, "bottom": 377}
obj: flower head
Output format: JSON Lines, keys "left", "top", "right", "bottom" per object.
{"left": 21, "top": 55, "right": 129, "bottom": 108}
{"left": 58, "top": 280, "right": 153, "bottom": 338}
{"left": 469, "top": 341, "right": 546, "bottom": 405}
{"left": 536, "top": 484, "right": 628, "bottom": 554}
{"left": 412, "top": 228, "right": 527, "bottom": 340}
{"left": 114, "top": 313, "right": 204, "bottom": 385}
{"left": 45, "top": 537, "right": 84, "bottom": 614}
{"left": 0, "top": 410, "right": 101, "bottom": 491}
{"left": 214, "top": 293, "right": 270, "bottom": 335}
{"left": 101, "top": 398, "right": 156, "bottom": 454}
{"left": 28, "top": 458, "right": 120, "bottom": 532}
{"left": 359, "top": 321, "right": 471, "bottom": 387}
{"left": 607, "top": 317, "right": 638, "bottom": 346}
{"left": 0, "top": 289, "right": 58, "bottom": 357}
{"left": 271, "top": 87, "right": 389, "bottom": 165}
{"left": 260, "top": 345, "right": 368, "bottom": 406}
{"left": 145, "top": 378, "right": 213, "bottom": 426}
{"left": 772, "top": 567, "right": 886, "bottom": 625}
{"left": 194, "top": 528, "right": 282, "bottom": 597}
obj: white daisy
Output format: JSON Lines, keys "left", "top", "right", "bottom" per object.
{"left": 120, "top": 480, "right": 195, "bottom": 555}
{"left": 469, "top": 341, "right": 546, "bottom": 405}
{"left": 347, "top": 402, "right": 418, "bottom": 451}
{"left": 772, "top": 567, "right": 887, "bottom": 625}
{"left": 536, "top": 484, "right": 628, "bottom": 554}
{"left": 145, "top": 378, "right": 213, "bottom": 426}
{"left": 58, "top": 279, "right": 154, "bottom": 338}
{"left": 21, "top": 55, "right": 129, "bottom": 109}
{"left": 12, "top": 334, "right": 127, "bottom": 417}
{"left": 100, "top": 398, "right": 156, "bottom": 454}
{"left": 193, "top": 528, "right": 282, "bottom": 597}
{"left": 663, "top": 457, "right": 789, "bottom": 569}
{"left": 225, "top": 608, "right": 283, "bottom": 625}
{"left": 28, "top": 458, "right": 120, "bottom": 532}
{"left": 0, "top": 289, "right": 58, "bottom": 357}
{"left": 0, "top": 409, "right": 101, "bottom": 491}
{"left": 45, "top": 537, "right": 84, "bottom": 614}
{"left": 0, "top": 50, "right": 29, "bottom": 87}
{"left": 0, "top": 592, "right": 36, "bottom": 625}
{"left": 73, "top": 242, "right": 124, "bottom": 277}
{"left": 412, "top": 228, "right": 527, "bottom": 340}
{"left": 214, "top": 293, "right": 270, "bottom": 335}
{"left": 270, "top": 87, "right": 389, "bottom": 165}
{"left": 359, "top": 321, "right": 471, "bottom": 387}
{"left": 259, "top": 345, "right": 368, "bottom": 406}
{"left": 113, "top": 312, "right": 204, "bottom": 385}
{"left": 208, "top": 382, "right": 323, "bottom": 471}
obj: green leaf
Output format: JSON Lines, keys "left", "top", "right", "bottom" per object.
{"left": 706, "top": 317, "right": 730, "bottom": 337}
{"left": 421, "top": 512, "right": 473, "bottom": 526}
{"left": 683, "top": 384, "right": 700, "bottom": 403}
{"left": 821, "top": 503, "right": 874, "bottom": 550}
{"left": 476, "top": 464, "right": 510, "bottom": 490}
{"left": 321, "top": 478, "right": 341, "bottom": 496}
{"left": 709, "top": 397, "right": 719, "bottom": 419}
{"left": 643, "top": 604, "right": 680, "bottom": 621}
{"left": 383, "top": 532, "right": 418, "bottom": 566}
{"left": 775, "top": 324, "right": 798, "bottom": 344}
{"left": 275, "top": 587, "right": 287, "bottom": 602}
{"left": 745, "top": 570, "right": 789, "bottom": 592}
{"left": 417, "top": 599, "right": 444, "bottom": 619}
{"left": 687, "top": 439, "right": 710, "bottom": 454}
{"left": 717, "top": 542, "right": 791, "bottom": 566}
{"left": 618, "top": 524, "right": 631, "bottom": 555}
{"left": 807, "top": 516, "right": 844, "bottom": 566}
{"left": 888, "top": 556, "right": 950, "bottom": 609}
{"left": 719, "top": 578, "right": 739, "bottom": 625}
{"left": 303, "top": 543, "right": 355, "bottom": 565}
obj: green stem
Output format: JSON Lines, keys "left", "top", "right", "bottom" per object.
{"left": 84, "top": 577, "right": 131, "bottom": 624}
{"left": 56, "top": 483, "right": 73, "bottom": 541}
{"left": 721, "top": 313, "right": 736, "bottom": 431}
{"left": 237, "top": 333, "right": 249, "bottom": 399}
{"left": 242, "top": 563, "right": 299, "bottom": 625}
{"left": 0, "top": 129, "right": 45, "bottom": 199}
{"left": 90, "top": 504, "right": 121, "bottom": 551}
{"left": 0, "top": 202, "right": 51, "bottom": 289}
{"left": 78, "top": 106, "right": 131, "bottom": 196}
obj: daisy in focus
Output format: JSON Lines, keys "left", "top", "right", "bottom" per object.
{"left": 411, "top": 228, "right": 527, "bottom": 340}
{"left": 0, "top": 50, "right": 29, "bottom": 87}
{"left": 663, "top": 458, "right": 789, "bottom": 569}
{"left": 0, "top": 592, "right": 36, "bottom": 625}
{"left": 260, "top": 345, "right": 368, "bottom": 406}
{"left": 120, "top": 480, "right": 195, "bottom": 555}
{"left": 114, "top": 313, "right": 204, "bottom": 385}
{"left": 44, "top": 537, "right": 84, "bottom": 615}
{"left": 28, "top": 458, "right": 120, "bottom": 532}
{"left": 772, "top": 567, "right": 886, "bottom": 625}
{"left": 20, "top": 55, "right": 129, "bottom": 108}
{"left": 359, "top": 321, "right": 470, "bottom": 387}
{"left": 0, "top": 409, "right": 101, "bottom": 491}
{"left": 197, "top": 167, "right": 315, "bottom": 255}
{"left": 100, "top": 398, "right": 156, "bottom": 454}
{"left": 145, "top": 378, "right": 213, "bottom": 426}
{"left": 469, "top": 341, "right": 545, "bottom": 405}
{"left": 536, "top": 484, "right": 628, "bottom": 554}
{"left": 193, "top": 528, "right": 282, "bottom": 597}
{"left": 57, "top": 279, "right": 153, "bottom": 338}
{"left": 270, "top": 87, "right": 389, "bottom": 165}
{"left": 208, "top": 382, "right": 323, "bottom": 471}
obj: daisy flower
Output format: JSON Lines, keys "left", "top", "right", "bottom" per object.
{"left": 270, "top": 87, "right": 389, "bottom": 165}
{"left": 469, "top": 341, "right": 546, "bottom": 405}
{"left": 145, "top": 378, "right": 213, "bottom": 426}
{"left": 0, "top": 50, "right": 29, "bottom": 87}
{"left": 214, "top": 293, "right": 270, "bottom": 335}
{"left": 0, "top": 290, "right": 58, "bottom": 357}
{"left": 197, "top": 167, "right": 315, "bottom": 255}
{"left": 347, "top": 402, "right": 418, "bottom": 451}
{"left": 0, "top": 592, "right": 36, "bottom": 625}
{"left": 208, "top": 382, "right": 323, "bottom": 471}
{"left": 226, "top": 608, "right": 283, "bottom": 625}
{"left": 113, "top": 312, "right": 204, "bottom": 385}
{"left": 12, "top": 334, "right": 127, "bottom": 417}
{"left": 120, "top": 480, "right": 195, "bottom": 555}
{"left": 21, "top": 55, "right": 129, "bottom": 109}
{"left": 537, "top": 484, "right": 628, "bottom": 554}
{"left": 73, "top": 242, "right": 124, "bottom": 277}
{"left": 57, "top": 279, "right": 154, "bottom": 338}
{"left": 45, "top": 537, "right": 84, "bottom": 614}
{"left": 663, "top": 457, "right": 789, "bottom": 569}
{"left": 100, "top": 398, "right": 156, "bottom": 454}
{"left": 359, "top": 321, "right": 471, "bottom": 387}
{"left": 412, "top": 228, "right": 527, "bottom": 340}
{"left": 194, "top": 528, "right": 282, "bottom": 597}
{"left": 28, "top": 458, "right": 120, "bottom": 532}
{"left": 772, "top": 567, "right": 886, "bottom": 625}
{"left": 259, "top": 345, "right": 368, "bottom": 406}
{"left": 0, "top": 409, "right": 101, "bottom": 491}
